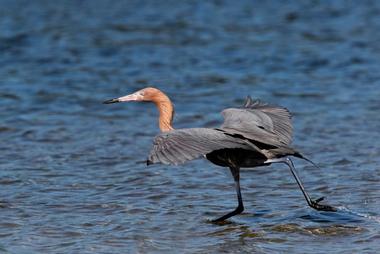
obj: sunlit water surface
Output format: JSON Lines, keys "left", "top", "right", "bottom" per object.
{"left": 0, "top": 1, "right": 379, "bottom": 253}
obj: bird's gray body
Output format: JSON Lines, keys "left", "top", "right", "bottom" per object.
{"left": 147, "top": 97, "right": 299, "bottom": 168}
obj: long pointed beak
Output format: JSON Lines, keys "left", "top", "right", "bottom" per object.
{"left": 103, "top": 93, "right": 143, "bottom": 104}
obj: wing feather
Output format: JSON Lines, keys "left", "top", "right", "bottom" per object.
{"left": 148, "top": 128, "right": 252, "bottom": 165}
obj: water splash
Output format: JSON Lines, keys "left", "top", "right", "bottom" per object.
{"left": 337, "top": 206, "right": 380, "bottom": 224}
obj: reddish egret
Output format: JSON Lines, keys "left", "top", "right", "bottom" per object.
{"left": 104, "top": 87, "right": 336, "bottom": 222}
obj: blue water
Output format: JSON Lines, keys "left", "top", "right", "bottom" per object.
{"left": 0, "top": 0, "right": 379, "bottom": 253}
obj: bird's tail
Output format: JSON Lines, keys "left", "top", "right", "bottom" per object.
{"left": 293, "top": 151, "right": 321, "bottom": 170}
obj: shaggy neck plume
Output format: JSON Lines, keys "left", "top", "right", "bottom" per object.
{"left": 150, "top": 89, "right": 174, "bottom": 132}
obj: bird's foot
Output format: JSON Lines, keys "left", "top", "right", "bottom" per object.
{"left": 310, "top": 197, "right": 337, "bottom": 212}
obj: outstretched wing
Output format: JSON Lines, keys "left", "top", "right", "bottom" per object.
{"left": 220, "top": 96, "right": 293, "bottom": 147}
{"left": 148, "top": 128, "right": 252, "bottom": 165}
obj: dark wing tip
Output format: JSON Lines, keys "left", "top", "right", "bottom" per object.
{"left": 146, "top": 159, "right": 153, "bottom": 166}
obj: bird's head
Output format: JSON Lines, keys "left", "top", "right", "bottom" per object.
{"left": 103, "top": 87, "right": 162, "bottom": 104}
{"left": 103, "top": 87, "right": 174, "bottom": 132}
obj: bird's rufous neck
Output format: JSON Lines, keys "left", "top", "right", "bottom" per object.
{"left": 152, "top": 93, "right": 174, "bottom": 132}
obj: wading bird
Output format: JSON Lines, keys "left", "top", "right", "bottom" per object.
{"left": 104, "top": 87, "right": 336, "bottom": 222}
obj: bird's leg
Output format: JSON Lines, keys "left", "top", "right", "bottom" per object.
{"left": 265, "top": 157, "right": 336, "bottom": 212}
{"left": 212, "top": 166, "right": 244, "bottom": 222}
